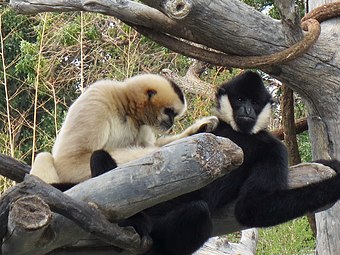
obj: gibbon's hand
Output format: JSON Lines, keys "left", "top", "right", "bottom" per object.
{"left": 155, "top": 116, "right": 219, "bottom": 147}
{"left": 184, "top": 116, "right": 219, "bottom": 135}
{"left": 314, "top": 159, "right": 340, "bottom": 174}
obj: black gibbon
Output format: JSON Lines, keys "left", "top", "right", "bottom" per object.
{"left": 30, "top": 73, "right": 219, "bottom": 188}
{"left": 91, "top": 71, "right": 340, "bottom": 255}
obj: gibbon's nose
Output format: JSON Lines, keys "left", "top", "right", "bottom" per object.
{"left": 160, "top": 118, "right": 174, "bottom": 131}
{"left": 238, "top": 101, "right": 255, "bottom": 119}
{"left": 244, "top": 100, "right": 253, "bottom": 115}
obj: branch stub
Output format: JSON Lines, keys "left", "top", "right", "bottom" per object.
{"left": 163, "top": 0, "right": 191, "bottom": 19}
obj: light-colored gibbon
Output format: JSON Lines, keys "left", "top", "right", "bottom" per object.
{"left": 30, "top": 73, "right": 218, "bottom": 185}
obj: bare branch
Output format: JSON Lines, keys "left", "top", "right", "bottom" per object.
{"left": 161, "top": 61, "right": 215, "bottom": 100}
{"left": 0, "top": 153, "right": 30, "bottom": 182}
{"left": 132, "top": 20, "right": 320, "bottom": 69}
{"left": 9, "top": 0, "right": 193, "bottom": 40}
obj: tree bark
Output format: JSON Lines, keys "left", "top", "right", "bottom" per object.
{"left": 280, "top": 85, "right": 301, "bottom": 166}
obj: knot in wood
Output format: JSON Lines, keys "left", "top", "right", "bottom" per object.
{"left": 9, "top": 195, "right": 51, "bottom": 230}
{"left": 195, "top": 134, "right": 243, "bottom": 177}
{"left": 164, "top": 0, "right": 192, "bottom": 20}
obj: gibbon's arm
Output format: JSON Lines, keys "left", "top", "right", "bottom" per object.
{"left": 234, "top": 158, "right": 340, "bottom": 228}
{"left": 109, "top": 116, "right": 219, "bottom": 165}
{"left": 155, "top": 116, "right": 219, "bottom": 147}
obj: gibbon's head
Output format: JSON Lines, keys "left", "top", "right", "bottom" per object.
{"left": 215, "top": 71, "right": 273, "bottom": 134}
{"left": 125, "top": 74, "right": 187, "bottom": 131}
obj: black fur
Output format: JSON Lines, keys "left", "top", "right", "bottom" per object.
{"left": 90, "top": 150, "right": 118, "bottom": 177}
{"left": 91, "top": 71, "right": 340, "bottom": 255}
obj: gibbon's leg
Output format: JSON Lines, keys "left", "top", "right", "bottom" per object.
{"left": 146, "top": 200, "right": 213, "bottom": 255}
{"left": 90, "top": 150, "right": 118, "bottom": 177}
{"left": 234, "top": 159, "right": 340, "bottom": 228}
{"left": 30, "top": 152, "right": 60, "bottom": 183}
{"left": 53, "top": 152, "right": 93, "bottom": 183}
{"left": 155, "top": 116, "right": 219, "bottom": 147}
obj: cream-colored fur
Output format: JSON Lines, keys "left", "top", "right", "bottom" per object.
{"left": 111, "top": 116, "right": 219, "bottom": 165}
{"left": 31, "top": 74, "right": 189, "bottom": 183}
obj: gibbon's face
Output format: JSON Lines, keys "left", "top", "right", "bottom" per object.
{"left": 150, "top": 79, "right": 187, "bottom": 132}
{"left": 125, "top": 74, "right": 187, "bottom": 132}
{"left": 216, "top": 71, "right": 273, "bottom": 134}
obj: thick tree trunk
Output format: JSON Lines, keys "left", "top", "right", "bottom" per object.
{"left": 308, "top": 0, "right": 340, "bottom": 255}
{"left": 304, "top": 1, "right": 340, "bottom": 254}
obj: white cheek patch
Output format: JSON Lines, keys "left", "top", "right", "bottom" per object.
{"left": 215, "top": 95, "right": 239, "bottom": 132}
{"left": 251, "top": 102, "right": 272, "bottom": 134}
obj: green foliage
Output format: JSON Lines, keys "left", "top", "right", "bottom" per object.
{"left": 16, "top": 41, "right": 40, "bottom": 82}
{"left": 257, "top": 217, "right": 315, "bottom": 255}
{"left": 297, "top": 131, "right": 312, "bottom": 162}
{"left": 57, "top": 14, "right": 81, "bottom": 46}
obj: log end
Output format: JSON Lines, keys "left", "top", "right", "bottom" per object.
{"left": 195, "top": 133, "right": 244, "bottom": 178}
{"left": 9, "top": 195, "right": 52, "bottom": 231}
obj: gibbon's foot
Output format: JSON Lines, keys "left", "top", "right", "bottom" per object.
{"left": 90, "top": 150, "right": 118, "bottom": 177}
{"left": 186, "top": 116, "right": 219, "bottom": 135}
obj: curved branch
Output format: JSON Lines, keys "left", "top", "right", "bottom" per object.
{"left": 133, "top": 18, "right": 320, "bottom": 68}
{"left": 302, "top": 2, "right": 340, "bottom": 22}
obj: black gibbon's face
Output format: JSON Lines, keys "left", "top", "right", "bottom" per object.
{"left": 216, "top": 71, "right": 273, "bottom": 134}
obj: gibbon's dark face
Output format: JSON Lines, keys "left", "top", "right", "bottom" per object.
{"left": 158, "top": 80, "right": 186, "bottom": 131}
{"left": 216, "top": 71, "right": 273, "bottom": 134}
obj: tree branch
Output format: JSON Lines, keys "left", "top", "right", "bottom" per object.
{"left": 0, "top": 154, "right": 30, "bottom": 183}
{"left": 9, "top": 0, "right": 194, "bottom": 41}
{"left": 271, "top": 117, "right": 308, "bottom": 140}
{"left": 161, "top": 61, "right": 215, "bottom": 100}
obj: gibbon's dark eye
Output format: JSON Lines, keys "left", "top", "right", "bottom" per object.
{"left": 147, "top": 89, "right": 157, "bottom": 100}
